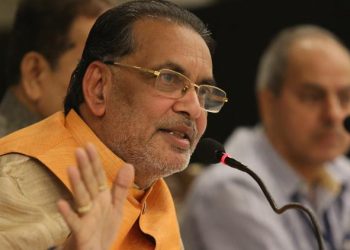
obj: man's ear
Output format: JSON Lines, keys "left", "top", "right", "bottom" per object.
{"left": 20, "top": 51, "right": 51, "bottom": 102}
{"left": 82, "top": 61, "right": 111, "bottom": 117}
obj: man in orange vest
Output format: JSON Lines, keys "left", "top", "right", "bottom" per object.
{"left": 0, "top": 0, "right": 228, "bottom": 249}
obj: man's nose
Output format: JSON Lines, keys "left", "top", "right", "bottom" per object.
{"left": 323, "top": 95, "right": 345, "bottom": 125}
{"left": 173, "top": 88, "right": 203, "bottom": 119}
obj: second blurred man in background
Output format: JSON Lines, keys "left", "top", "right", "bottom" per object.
{"left": 0, "top": 0, "right": 111, "bottom": 136}
{"left": 182, "top": 24, "right": 350, "bottom": 250}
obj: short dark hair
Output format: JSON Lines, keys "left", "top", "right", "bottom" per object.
{"left": 64, "top": 0, "right": 215, "bottom": 115}
{"left": 6, "top": 0, "right": 111, "bottom": 88}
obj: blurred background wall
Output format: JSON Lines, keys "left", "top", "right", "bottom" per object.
{"left": 1, "top": 0, "right": 350, "bottom": 152}
{"left": 0, "top": 0, "right": 19, "bottom": 100}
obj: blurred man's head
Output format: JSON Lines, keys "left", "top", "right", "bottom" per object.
{"left": 257, "top": 25, "right": 350, "bottom": 171}
{"left": 64, "top": 0, "right": 226, "bottom": 188}
{"left": 6, "top": 0, "right": 111, "bottom": 117}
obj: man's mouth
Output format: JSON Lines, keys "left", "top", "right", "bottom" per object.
{"left": 160, "top": 129, "right": 190, "bottom": 140}
{"left": 158, "top": 126, "right": 195, "bottom": 150}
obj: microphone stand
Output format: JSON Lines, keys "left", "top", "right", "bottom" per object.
{"left": 222, "top": 155, "right": 325, "bottom": 250}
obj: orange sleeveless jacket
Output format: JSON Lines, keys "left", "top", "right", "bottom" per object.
{"left": 0, "top": 111, "right": 182, "bottom": 250}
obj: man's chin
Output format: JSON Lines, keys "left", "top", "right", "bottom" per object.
{"left": 164, "top": 154, "right": 190, "bottom": 173}
{"left": 311, "top": 149, "right": 344, "bottom": 164}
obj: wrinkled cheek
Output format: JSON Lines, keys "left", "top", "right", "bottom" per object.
{"left": 190, "top": 139, "right": 200, "bottom": 154}
{"left": 192, "top": 118, "right": 206, "bottom": 150}
{"left": 198, "top": 112, "right": 208, "bottom": 136}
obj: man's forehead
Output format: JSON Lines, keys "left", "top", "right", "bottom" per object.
{"left": 129, "top": 18, "right": 210, "bottom": 60}
{"left": 119, "top": 17, "right": 213, "bottom": 79}
{"left": 131, "top": 17, "right": 201, "bottom": 48}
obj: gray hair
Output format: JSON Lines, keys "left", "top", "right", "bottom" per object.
{"left": 255, "top": 24, "right": 346, "bottom": 95}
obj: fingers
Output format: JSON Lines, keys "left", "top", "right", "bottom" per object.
{"left": 58, "top": 151, "right": 135, "bottom": 250}
{"left": 111, "top": 164, "right": 134, "bottom": 213}
{"left": 73, "top": 144, "right": 108, "bottom": 203}
{"left": 65, "top": 143, "right": 134, "bottom": 219}
{"left": 85, "top": 143, "right": 108, "bottom": 192}
{"left": 68, "top": 166, "right": 92, "bottom": 211}
{"left": 75, "top": 146, "right": 99, "bottom": 198}
{"left": 57, "top": 199, "right": 81, "bottom": 232}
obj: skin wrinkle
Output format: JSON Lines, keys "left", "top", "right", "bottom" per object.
{"left": 97, "top": 18, "right": 210, "bottom": 189}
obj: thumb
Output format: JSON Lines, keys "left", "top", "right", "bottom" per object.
{"left": 112, "top": 164, "right": 134, "bottom": 210}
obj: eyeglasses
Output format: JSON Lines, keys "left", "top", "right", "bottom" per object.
{"left": 103, "top": 61, "right": 228, "bottom": 113}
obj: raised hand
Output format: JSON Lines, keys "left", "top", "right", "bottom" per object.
{"left": 57, "top": 143, "right": 134, "bottom": 250}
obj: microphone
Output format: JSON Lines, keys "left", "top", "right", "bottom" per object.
{"left": 194, "top": 137, "right": 224, "bottom": 164}
{"left": 195, "top": 137, "right": 248, "bottom": 167}
{"left": 344, "top": 115, "right": 350, "bottom": 133}
{"left": 196, "top": 138, "right": 325, "bottom": 250}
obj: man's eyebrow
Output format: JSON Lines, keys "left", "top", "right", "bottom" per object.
{"left": 338, "top": 85, "right": 350, "bottom": 93}
{"left": 298, "top": 82, "right": 350, "bottom": 98}
{"left": 300, "top": 82, "right": 350, "bottom": 91}
{"left": 153, "top": 62, "right": 185, "bottom": 73}
{"left": 153, "top": 61, "right": 217, "bottom": 86}
{"left": 299, "top": 82, "right": 326, "bottom": 92}
{"left": 199, "top": 78, "right": 217, "bottom": 86}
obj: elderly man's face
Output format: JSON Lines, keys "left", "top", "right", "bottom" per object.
{"left": 102, "top": 18, "right": 212, "bottom": 188}
{"left": 261, "top": 37, "right": 350, "bottom": 170}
